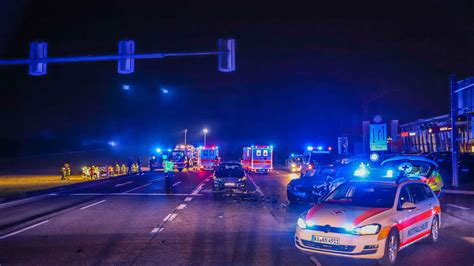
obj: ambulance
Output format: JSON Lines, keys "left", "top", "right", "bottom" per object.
{"left": 241, "top": 145, "right": 273, "bottom": 173}
{"left": 199, "top": 146, "right": 220, "bottom": 171}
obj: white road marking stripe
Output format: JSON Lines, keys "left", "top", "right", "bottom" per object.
{"left": 159, "top": 228, "right": 164, "bottom": 232}
{"left": 444, "top": 189, "right": 474, "bottom": 195}
{"left": 122, "top": 183, "right": 152, "bottom": 193}
{"left": 177, "top": 204, "right": 186, "bottom": 210}
{"left": 115, "top": 181, "right": 133, "bottom": 187}
{"left": 172, "top": 181, "right": 181, "bottom": 187}
{"left": 0, "top": 194, "right": 50, "bottom": 209}
{"left": 309, "top": 256, "right": 322, "bottom": 266}
{"left": 150, "top": 228, "right": 160, "bottom": 233}
{"left": 168, "top": 213, "right": 178, "bottom": 221}
{"left": 0, "top": 220, "right": 49, "bottom": 239}
{"left": 184, "top": 197, "right": 193, "bottom": 202}
{"left": 69, "top": 193, "right": 202, "bottom": 196}
{"left": 80, "top": 200, "right": 106, "bottom": 210}
{"left": 446, "top": 204, "right": 471, "bottom": 210}
{"left": 191, "top": 179, "right": 208, "bottom": 195}
{"left": 248, "top": 175, "right": 264, "bottom": 197}
{"left": 163, "top": 214, "right": 172, "bottom": 222}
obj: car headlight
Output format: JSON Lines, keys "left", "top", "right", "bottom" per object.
{"left": 291, "top": 163, "right": 296, "bottom": 167}
{"left": 351, "top": 224, "right": 381, "bottom": 235}
{"left": 297, "top": 217, "right": 307, "bottom": 229}
{"left": 239, "top": 176, "right": 247, "bottom": 181}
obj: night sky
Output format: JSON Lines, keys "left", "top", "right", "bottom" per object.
{"left": 1, "top": 1, "right": 474, "bottom": 157}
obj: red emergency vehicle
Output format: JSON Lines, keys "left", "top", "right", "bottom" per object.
{"left": 241, "top": 145, "right": 273, "bottom": 173}
{"left": 199, "top": 146, "right": 220, "bottom": 171}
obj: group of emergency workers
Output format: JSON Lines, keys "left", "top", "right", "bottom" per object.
{"left": 63, "top": 158, "right": 143, "bottom": 180}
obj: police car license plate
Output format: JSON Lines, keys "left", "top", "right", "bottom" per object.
{"left": 224, "top": 183, "right": 235, "bottom": 187}
{"left": 312, "top": 235, "right": 340, "bottom": 245}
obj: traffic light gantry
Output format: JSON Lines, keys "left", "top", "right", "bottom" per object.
{"left": 0, "top": 38, "right": 236, "bottom": 76}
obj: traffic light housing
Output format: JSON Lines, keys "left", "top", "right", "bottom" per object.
{"left": 29, "top": 42, "right": 48, "bottom": 76}
{"left": 117, "top": 40, "right": 135, "bottom": 74}
{"left": 218, "top": 39, "right": 235, "bottom": 72}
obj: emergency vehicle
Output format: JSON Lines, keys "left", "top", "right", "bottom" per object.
{"left": 295, "top": 174, "right": 441, "bottom": 265}
{"left": 171, "top": 149, "right": 187, "bottom": 172}
{"left": 199, "top": 146, "right": 220, "bottom": 171}
{"left": 300, "top": 146, "right": 336, "bottom": 176}
{"left": 241, "top": 145, "right": 273, "bottom": 173}
{"left": 175, "top": 144, "right": 199, "bottom": 168}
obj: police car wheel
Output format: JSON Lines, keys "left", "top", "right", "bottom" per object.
{"left": 429, "top": 216, "right": 440, "bottom": 243}
{"left": 378, "top": 230, "right": 399, "bottom": 265}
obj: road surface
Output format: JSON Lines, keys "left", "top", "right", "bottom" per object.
{"left": 0, "top": 167, "right": 473, "bottom": 265}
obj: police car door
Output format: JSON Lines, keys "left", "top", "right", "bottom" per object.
{"left": 399, "top": 183, "right": 432, "bottom": 247}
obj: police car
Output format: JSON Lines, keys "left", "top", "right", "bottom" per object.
{"left": 295, "top": 174, "right": 441, "bottom": 264}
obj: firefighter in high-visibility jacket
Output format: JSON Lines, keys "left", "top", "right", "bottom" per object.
{"left": 162, "top": 155, "right": 174, "bottom": 193}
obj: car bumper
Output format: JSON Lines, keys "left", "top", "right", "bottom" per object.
{"left": 214, "top": 180, "right": 246, "bottom": 190}
{"left": 294, "top": 227, "right": 386, "bottom": 259}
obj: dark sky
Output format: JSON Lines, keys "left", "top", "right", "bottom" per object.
{"left": 1, "top": 1, "right": 474, "bottom": 156}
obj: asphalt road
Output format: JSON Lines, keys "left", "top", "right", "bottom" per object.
{"left": 0, "top": 167, "right": 473, "bottom": 265}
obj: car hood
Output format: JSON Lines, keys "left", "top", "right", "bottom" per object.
{"left": 305, "top": 203, "right": 391, "bottom": 227}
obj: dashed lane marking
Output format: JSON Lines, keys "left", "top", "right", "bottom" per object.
{"left": 163, "top": 214, "right": 172, "bottom": 222}
{"left": 115, "top": 181, "right": 133, "bottom": 187}
{"left": 177, "top": 204, "right": 186, "bottom": 210}
{"left": 122, "top": 183, "right": 152, "bottom": 193}
{"left": 446, "top": 204, "right": 471, "bottom": 210}
{"left": 184, "top": 197, "right": 193, "bottom": 202}
{"left": 80, "top": 200, "right": 106, "bottom": 210}
{"left": 150, "top": 227, "right": 160, "bottom": 234}
{"left": 172, "top": 181, "right": 182, "bottom": 187}
{"left": 0, "top": 220, "right": 49, "bottom": 239}
{"left": 168, "top": 213, "right": 178, "bottom": 221}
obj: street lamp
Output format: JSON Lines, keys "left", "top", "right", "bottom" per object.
{"left": 184, "top": 129, "right": 188, "bottom": 146}
{"left": 203, "top": 128, "right": 209, "bottom": 146}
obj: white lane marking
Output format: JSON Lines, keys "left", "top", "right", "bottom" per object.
{"left": 159, "top": 228, "right": 164, "bottom": 232}
{"left": 122, "top": 183, "right": 152, "bottom": 193}
{"left": 0, "top": 194, "right": 50, "bottom": 209}
{"left": 172, "top": 181, "right": 182, "bottom": 187}
{"left": 177, "top": 204, "right": 186, "bottom": 210}
{"left": 115, "top": 181, "right": 133, "bottom": 187}
{"left": 163, "top": 214, "right": 172, "bottom": 222}
{"left": 444, "top": 189, "right": 474, "bottom": 195}
{"left": 184, "top": 197, "right": 193, "bottom": 202}
{"left": 168, "top": 213, "right": 178, "bottom": 221}
{"left": 446, "top": 204, "right": 471, "bottom": 210}
{"left": 205, "top": 178, "right": 210, "bottom": 182}
{"left": 191, "top": 178, "right": 209, "bottom": 195}
{"left": 248, "top": 175, "right": 264, "bottom": 197}
{"left": 462, "top": 237, "right": 474, "bottom": 244}
{"left": 150, "top": 227, "right": 160, "bottom": 234}
{"left": 0, "top": 220, "right": 49, "bottom": 239}
{"left": 80, "top": 200, "right": 106, "bottom": 210}
{"left": 69, "top": 193, "right": 202, "bottom": 196}
{"left": 309, "top": 256, "right": 322, "bottom": 266}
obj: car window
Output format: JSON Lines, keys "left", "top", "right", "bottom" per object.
{"left": 324, "top": 182, "right": 397, "bottom": 208}
{"left": 421, "top": 183, "right": 434, "bottom": 199}
{"left": 202, "top": 150, "right": 209, "bottom": 156}
{"left": 263, "top": 150, "right": 268, "bottom": 157}
{"left": 209, "top": 149, "right": 215, "bottom": 156}
{"left": 256, "top": 150, "right": 262, "bottom": 156}
{"left": 398, "top": 186, "right": 411, "bottom": 207}
{"left": 407, "top": 183, "right": 427, "bottom": 204}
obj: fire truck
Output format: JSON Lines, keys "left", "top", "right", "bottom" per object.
{"left": 198, "top": 146, "right": 220, "bottom": 171}
{"left": 241, "top": 145, "right": 273, "bottom": 173}
{"left": 175, "top": 144, "right": 198, "bottom": 168}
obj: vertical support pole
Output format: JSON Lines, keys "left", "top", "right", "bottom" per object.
{"left": 184, "top": 129, "right": 188, "bottom": 146}
{"left": 450, "top": 74, "right": 459, "bottom": 187}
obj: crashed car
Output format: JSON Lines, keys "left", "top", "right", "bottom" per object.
{"left": 213, "top": 162, "right": 247, "bottom": 192}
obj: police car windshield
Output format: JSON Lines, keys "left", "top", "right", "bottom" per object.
{"left": 308, "top": 152, "right": 335, "bottom": 165}
{"left": 323, "top": 182, "right": 396, "bottom": 208}
{"left": 215, "top": 164, "right": 245, "bottom": 178}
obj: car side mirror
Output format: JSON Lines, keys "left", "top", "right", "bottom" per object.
{"left": 401, "top": 202, "right": 416, "bottom": 210}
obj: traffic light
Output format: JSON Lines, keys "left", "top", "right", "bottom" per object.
{"left": 117, "top": 40, "right": 135, "bottom": 74}
{"left": 218, "top": 38, "right": 235, "bottom": 72}
{"left": 29, "top": 42, "right": 48, "bottom": 76}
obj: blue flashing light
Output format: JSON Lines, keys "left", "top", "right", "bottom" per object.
{"left": 122, "top": 84, "right": 130, "bottom": 90}
{"left": 307, "top": 146, "right": 314, "bottom": 151}
{"left": 108, "top": 141, "right": 117, "bottom": 147}
{"left": 161, "top": 88, "right": 169, "bottom": 94}
{"left": 317, "top": 146, "right": 323, "bottom": 151}
{"left": 167, "top": 148, "right": 172, "bottom": 152}
{"left": 353, "top": 163, "right": 369, "bottom": 178}
{"left": 155, "top": 148, "right": 162, "bottom": 153}
{"left": 291, "top": 153, "right": 294, "bottom": 157}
